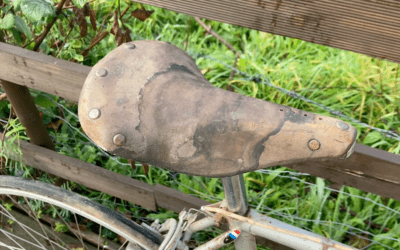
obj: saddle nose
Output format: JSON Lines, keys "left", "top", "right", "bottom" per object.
{"left": 78, "top": 40, "right": 357, "bottom": 177}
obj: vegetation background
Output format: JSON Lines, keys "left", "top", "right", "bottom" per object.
{"left": 0, "top": 0, "right": 400, "bottom": 249}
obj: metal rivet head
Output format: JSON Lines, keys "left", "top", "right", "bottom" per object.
{"left": 125, "top": 43, "right": 136, "bottom": 49}
{"left": 88, "top": 109, "right": 100, "bottom": 120}
{"left": 308, "top": 139, "right": 321, "bottom": 151}
{"left": 336, "top": 121, "right": 349, "bottom": 131}
{"left": 96, "top": 68, "right": 108, "bottom": 77}
{"left": 113, "top": 134, "right": 126, "bottom": 146}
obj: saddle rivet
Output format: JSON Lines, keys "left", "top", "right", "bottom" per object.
{"left": 88, "top": 109, "right": 100, "bottom": 120}
{"left": 336, "top": 121, "right": 349, "bottom": 131}
{"left": 96, "top": 68, "right": 108, "bottom": 77}
{"left": 308, "top": 139, "right": 320, "bottom": 151}
{"left": 125, "top": 43, "right": 136, "bottom": 49}
{"left": 113, "top": 134, "right": 126, "bottom": 146}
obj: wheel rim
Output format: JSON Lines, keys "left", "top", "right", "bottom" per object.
{"left": 0, "top": 177, "right": 161, "bottom": 250}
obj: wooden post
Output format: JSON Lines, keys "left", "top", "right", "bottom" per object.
{"left": 1, "top": 80, "right": 55, "bottom": 150}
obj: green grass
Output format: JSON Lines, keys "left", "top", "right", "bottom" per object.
{"left": 1, "top": 0, "right": 400, "bottom": 249}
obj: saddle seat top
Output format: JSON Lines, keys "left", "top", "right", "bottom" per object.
{"left": 78, "top": 40, "right": 357, "bottom": 177}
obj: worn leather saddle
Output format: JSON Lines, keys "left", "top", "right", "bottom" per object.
{"left": 78, "top": 40, "right": 356, "bottom": 177}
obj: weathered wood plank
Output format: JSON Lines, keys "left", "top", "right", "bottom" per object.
{"left": 1, "top": 42, "right": 400, "bottom": 200}
{"left": 153, "top": 184, "right": 210, "bottom": 212}
{"left": 290, "top": 143, "right": 400, "bottom": 200}
{"left": 0, "top": 81, "right": 55, "bottom": 150}
{"left": 0, "top": 42, "right": 88, "bottom": 103}
{"left": 8, "top": 139, "right": 213, "bottom": 212}
{"left": 136, "top": 0, "right": 400, "bottom": 64}
{"left": 12, "top": 139, "right": 158, "bottom": 211}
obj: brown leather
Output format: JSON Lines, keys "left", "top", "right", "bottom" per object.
{"left": 78, "top": 40, "right": 357, "bottom": 177}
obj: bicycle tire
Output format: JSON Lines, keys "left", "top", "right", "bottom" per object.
{"left": 0, "top": 176, "right": 162, "bottom": 250}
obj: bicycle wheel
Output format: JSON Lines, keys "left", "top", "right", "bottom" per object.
{"left": 0, "top": 176, "right": 162, "bottom": 250}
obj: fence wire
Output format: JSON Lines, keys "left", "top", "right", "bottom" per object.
{"left": 25, "top": 43, "right": 399, "bottom": 248}
{"left": 1, "top": 33, "right": 399, "bottom": 249}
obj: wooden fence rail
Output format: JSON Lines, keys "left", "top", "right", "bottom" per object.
{"left": 7, "top": 138, "right": 289, "bottom": 249}
{"left": 7, "top": 138, "right": 209, "bottom": 212}
{"left": 1, "top": 42, "right": 400, "bottom": 201}
{"left": 136, "top": 0, "right": 400, "bottom": 64}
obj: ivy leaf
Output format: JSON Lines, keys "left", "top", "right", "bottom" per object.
{"left": 14, "top": 16, "right": 32, "bottom": 39}
{"left": 72, "top": 0, "right": 88, "bottom": 9}
{"left": 21, "top": 0, "right": 55, "bottom": 22}
{"left": 0, "top": 14, "right": 15, "bottom": 29}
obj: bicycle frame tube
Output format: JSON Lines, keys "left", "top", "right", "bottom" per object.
{"left": 202, "top": 206, "right": 357, "bottom": 250}
{"left": 221, "top": 175, "right": 248, "bottom": 215}
{"left": 222, "top": 175, "right": 257, "bottom": 249}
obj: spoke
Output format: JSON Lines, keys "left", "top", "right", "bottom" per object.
{"left": 73, "top": 212, "right": 87, "bottom": 250}
{"left": 23, "top": 197, "right": 56, "bottom": 250}
{"left": 0, "top": 228, "right": 25, "bottom": 250}
{"left": 51, "top": 204, "right": 88, "bottom": 250}
{"left": 0, "top": 240, "right": 24, "bottom": 250}
{"left": 117, "top": 239, "right": 128, "bottom": 250}
{"left": 0, "top": 205, "right": 47, "bottom": 250}
{"left": 0, "top": 228, "right": 43, "bottom": 249}
{"left": 97, "top": 225, "right": 102, "bottom": 250}
{"left": 6, "top": 195, "right": 70, "bottom": 250}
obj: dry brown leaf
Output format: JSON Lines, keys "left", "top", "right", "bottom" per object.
{"left": 124, "top": 28, "right": 132, "bottom": 42}
{"left": 347, "top": 234, "right": 370, "bottom": 249}
{"left": 82, "top": 3, "right": 90, "bottom": 16}
{"left": 111, "top": 11, "right": 125, "bottom": 46}
{"left": 111, "top": 11, "right": 119, "bottom": 35}
{"left": 73, "top": 7, "right": 87, "bottom": 38}
{"left": 131, "top": 8, "right": 154, "bottom": 22}
{"left": 89, "top": 9, "right": 97, "bottom": 31}
{"left": 115, "top": 31, "right": 124, "bottom": 46}
{"left": 128, "top": 159, "right": 136, "bottom": 170}
{"left": 58, "top": 21, "right": 65, "bottom": 36}
{"left": 45, "top": 119, "right": 63, "bottom": 132}
{"left": 142, "top": 163, "right": 149, "bottom": 175}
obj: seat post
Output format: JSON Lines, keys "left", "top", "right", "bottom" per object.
{"left": 221, "top": 175, "right": 248, "bottom": 215}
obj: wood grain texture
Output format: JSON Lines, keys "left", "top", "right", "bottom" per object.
{"left": 14, "top": 139, "right": 158, "bottom": 211}
{"left": 1, "top": 81, "right": 55, "bottom": 150}
{"left": 0, "top": 42, "right": 88, "bottom": 103}
{"left": 8, "top": 138, "right": 213, "bottom": 212}
{"left": 1, "top": 42, "right": 400, "bottom": 200}
{"left": 290, "top": 143, "right": 400, "bottom": 200}
{"left": 136, "top": 0, "right": 400, "bottom": 64}
{"left": 153, "top": 184, "right": 210, "bottom": 212}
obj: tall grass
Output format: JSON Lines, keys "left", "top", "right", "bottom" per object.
{"left": 1, "top": 1, "right": 400, "bottom": 249}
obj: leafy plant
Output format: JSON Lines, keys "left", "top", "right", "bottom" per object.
{"left": 1, "top": 0, "right": 400, "bottom": 249}
{"left": 3, "top": 202, "right": 13, "bottom": 211}
{"left": 20, "top": 0, "right": 55, "bottom": 22}
{"left": 54, "top": 222, "right": 68, "bottom": 233}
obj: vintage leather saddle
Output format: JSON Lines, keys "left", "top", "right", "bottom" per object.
{"left": 78, "top": 40, "right": 356, "bottom": 177}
